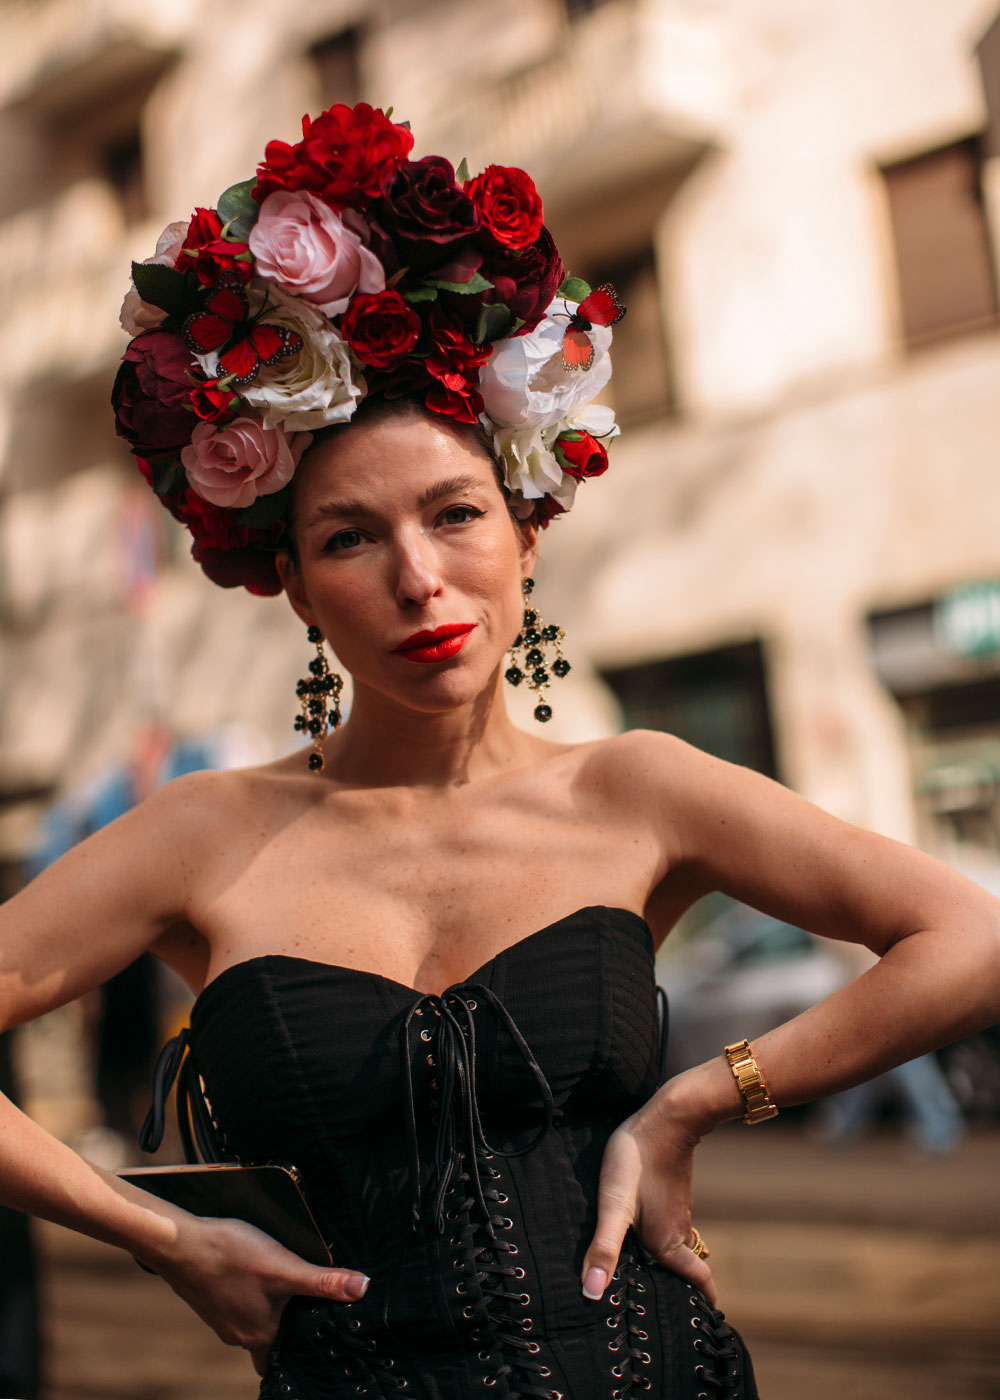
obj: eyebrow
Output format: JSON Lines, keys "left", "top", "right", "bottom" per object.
{"left": 305, "top": 474, "right": 486, "bottom": 528}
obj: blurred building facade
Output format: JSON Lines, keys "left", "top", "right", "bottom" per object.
{"left": 3, "top": 0, "right": 1000, "bottom": 892}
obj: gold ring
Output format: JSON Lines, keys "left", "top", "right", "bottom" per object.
{"left": 689, "top": 1226, "right": 710, "bottom": 1259}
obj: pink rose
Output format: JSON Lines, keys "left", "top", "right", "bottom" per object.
{"left": 248, "top": 190, "right": 385, "bottom": 317}
{"left": 181, "top": 416, "right": 312, "bottom": 509}
{"left": 119, "top": 220, "right": 189, "bottom": 336}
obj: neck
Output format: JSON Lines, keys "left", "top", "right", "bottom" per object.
{"left": 323, "top": 672, "right": 538, "bottom": 789}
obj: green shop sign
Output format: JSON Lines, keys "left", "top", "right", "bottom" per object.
{"left": 935, "top": 581, "right": 1000, "bottom": 658}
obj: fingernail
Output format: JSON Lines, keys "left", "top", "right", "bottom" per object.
{"left": 582, "top": 1266, "right": 607, "bottom": 1300}
{"left": 347, "top": 1274, "right": 370, "bottom": 1299}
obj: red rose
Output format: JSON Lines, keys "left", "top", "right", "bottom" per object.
{"left": 378, "top": 156, "right": 479, "bottom": 267}
{"left": 190, "top": 379, "right": 241, "bottom": 423}
{"left": 554, "top": 431, "right": 609, "bottom": 480}
{"left": 254, "top": 103, "right": 414, "bottom": 209}
{"left": 465, "top": 165, "right": 543, "bottom": 251}
{"left": 425, "top": 380, "right": 485, "bottom": 425}
{"left": 341, "top": 289, "right": 421, "bottom": 367}
{"left": 423, "top": 306, "right": 491, "bottom": 384}
{"left": 112, "top": 331, "right": 198, "bottom": 458}
{"left": 175, "top": 208, "right": 252, "bottom": 287}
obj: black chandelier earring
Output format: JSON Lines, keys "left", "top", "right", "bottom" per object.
{"left": 294, "top": 625, "right": 344, "bottom": 772}
{"left": 504, "top": 577, "right": 571, "bottom": 723}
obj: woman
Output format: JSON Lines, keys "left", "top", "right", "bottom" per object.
{"left": 3, "top": 102, "right": 1000, "bottom": 1400}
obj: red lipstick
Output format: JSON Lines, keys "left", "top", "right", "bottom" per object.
{"left": 393, "top": 623, "right": 476, "bottom": 664}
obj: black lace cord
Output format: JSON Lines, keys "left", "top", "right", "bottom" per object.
{"left": 605, "top": 1244, "right": 653, "bottom": 1398}
{"left": 687, "top": 1288, "right": 744, "bottom": 1398}
{"left": 138, "top": 1027, "right": 226, "bottom": 1164}
{"left": 446, "top": 1161, "right": 558, "bottom": 1400}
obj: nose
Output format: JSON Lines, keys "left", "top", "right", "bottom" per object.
{"left": 393, "top": 527, "right": 443, "bottom": 608}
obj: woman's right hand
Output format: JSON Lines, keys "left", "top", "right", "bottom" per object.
{"left": 146, "top": 1213, "right": 370, "bottom": 1377}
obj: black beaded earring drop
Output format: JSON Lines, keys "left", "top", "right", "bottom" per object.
{"left": 294, "top": 626, "right": 344, "bottom": 772}
{"left": 504, "top": 577, "right": 571, "bottom": 723}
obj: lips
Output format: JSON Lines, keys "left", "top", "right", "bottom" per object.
{"left": 393, "top": 623, "right": 476, "bottom": 664}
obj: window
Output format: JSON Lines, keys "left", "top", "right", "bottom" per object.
{"left": 585, "top": 245, "right": 672, "bottom": 425}
{"left": 311, "top": 28, "right": 361, "bottom": 111}
{"left": 103, "top": 126, "right": 146, "bottom": 227}
{"left": 602, "top": 640, "right": 777, "bottom": 777}
{"left": 880, "top": 138, "right": 998, "bottom": 348}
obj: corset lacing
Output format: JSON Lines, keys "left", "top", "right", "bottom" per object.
{"left": 687, "top": 1287, "right": 745, "bottom": 1398}
{"left": 605, "top": 1240, "right": 653, "bottom": 1398}
{"left": 388, "top": 984, "right": 559, "bottom": 1396}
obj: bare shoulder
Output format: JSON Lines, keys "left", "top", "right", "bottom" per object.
{"left": 568, "top": 729, "right": 713, "bottom": 812}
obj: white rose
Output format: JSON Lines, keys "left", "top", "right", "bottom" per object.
{"left": 493, "top": 423, "right": 562, "bottom": 500}
{"left": 196, "top": 282, "right": 365, "bottom": 432}
{"left": 479, "top": 297, "right": 614, "bottom": 430}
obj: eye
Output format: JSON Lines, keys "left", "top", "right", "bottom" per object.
{"left": 323, "top": 528, "right": 365, "bottom": 553}
{"left": 440, "top": 505, "right": 485, "bottom": 526}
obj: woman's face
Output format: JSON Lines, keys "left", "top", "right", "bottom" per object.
{"left": 277, "top": 409, "right": 537, "bottom": 717}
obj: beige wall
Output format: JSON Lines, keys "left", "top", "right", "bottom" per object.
{"left": 3, "top": 0, "right": 1000, "bottom": 861}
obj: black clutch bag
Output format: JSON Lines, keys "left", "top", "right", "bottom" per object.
{"left": 116, "top": 1161, "right": 332, "bottom": 1266}
{"left": 117, "top": 1027, "right": 332, "bottom": 1267}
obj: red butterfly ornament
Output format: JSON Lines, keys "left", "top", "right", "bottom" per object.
{"left": 560, "top": 283, "right": 626, "bottom": 372}
{"left": 183, "top": 274, "right": 303, "bottom": 388}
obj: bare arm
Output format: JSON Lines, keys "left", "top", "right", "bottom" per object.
{"left": 581, "top": 732, "right": 1000, "bottom": 1302}
{"left": 0, "top": 772, "right": 368, "bottom": 1368}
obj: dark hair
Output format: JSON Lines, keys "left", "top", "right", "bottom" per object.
{"left": 281, "top": 394, "right": 518, "bottom": 566}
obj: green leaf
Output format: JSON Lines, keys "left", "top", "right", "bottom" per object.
{"left": 473, "top": 302, "right": 511, "bottom": 344}
{"left": 557, "top": 430, "right": 583, "bottom": 442}
{"left": 558, "top": 275, "right": 592, "bottom": 304}
{"left": 425, "top": 271, "right": 494, "bottom": 295}
{"left": 150, "top": 456, "right": 185, "bottom": 497}
{"left": 402, "top": 285, "right": 439, "bottom": 304}
{"left": 456, "top": 156, "right": 471, "bottom": 184}
{"left": 131, "top": 262, "right": 194, "bottom": 317}
{"left": 232, "top": 486, "right": 292, "bottom": 528}
{"left": 217, "top": 178, "right": 259, "bottom": 241}
{"left": 398, "top": 118, "right": 411, "bottom": 130}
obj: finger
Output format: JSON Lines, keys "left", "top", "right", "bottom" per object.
{"left": 581, "top": 1182, "right": 635, "bottom": 1300}
{"left": 657, "top": 1242, "right": 718, "bottom": 1307}
{"left": 294, "top": 1265, "right": 370, "bottom": 1304}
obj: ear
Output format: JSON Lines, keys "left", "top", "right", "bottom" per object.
{"left": 275, "top": 551, "right": 319, "bottom": 632}
{"left": 517, "top": 517, "right": 539, "bottom": 580}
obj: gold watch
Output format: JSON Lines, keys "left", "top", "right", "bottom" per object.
{"left": 724, "top": 1039, "right": 778, "bottom": 1124}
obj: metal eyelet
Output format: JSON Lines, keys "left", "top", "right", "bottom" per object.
{"left": 605, "top": 1316, "right": 618, "bottom": 1328}
{"left": 639, "top": 1351, "right": 651, "bottom": 1365}
{"left": 478, "top": 1350, "right": 491, "bottom": 1363}
{"left": 483, "top": 1377, "right": 497, "bottom": 1388}
{"left": 420, "top": 1028, "right": 432, "bottom": 1042}
{"left": 516, "top": 1291, "right": 531, "bottom": 1305}
{"left": 467, "top": 999, "right": 477, "bottom": 1010}
{"left": 526, "top": 1341, "right": 540, "bottom": 1354}
{"left": 495, "top": 1192, "right": 509, "bottom": 1204}
{"left": 455, "top": 1282, "right": 468, "bottom": 1295}
{"left": 506, "top": 1244, "right": 519, "bottom": 1256}
{"left": 347, "top": 1318, "right": 361, "bottom": 1331}
{"left": 462, "top": 1305, "right": 475, "bottom": 1318}
{"left": 608, "top": 1290, "right": 622, "bottom": 1306}
{"left": 633, "top": 1303, "right": 646, "bottom": 1316}
{"left": 426, "top": 1054, "right": 435, "bottom": 1066}
{"left": 497, "top": 1217, "right": 513, "bottom": 1229}
{"left": 636, "top": 1329, "right": 649, "bottom": 1341}
{"left": 513, "top": 1266, "right": 525, "bottom": 1279}
{"left": 690, "top": 1316, "right": 703, "bottom": 1329}
{"left": 538, "top": 1365, "right": 551, "bottom": 1377}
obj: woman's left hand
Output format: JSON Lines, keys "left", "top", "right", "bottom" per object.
{"left": 579, "top": 1090, "right": 717, "bottom": 1306}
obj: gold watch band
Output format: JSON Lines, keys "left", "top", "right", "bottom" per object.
{"left": 724, "top": 1039, "right": 779, "bottom": 1125}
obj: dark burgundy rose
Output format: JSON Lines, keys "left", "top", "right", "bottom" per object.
{"left": 341, "top": 289, "right": 421, "bottom": 367}
{"left": 378, "top": 156, "right": 479, "bottom": 268}
{"left": 535, "top": 494, "right": 567, "bottom": 529}
{"left": 191, "top": 540, "right": 283, "bottom": 595}
{"left": 554, "top": 431, "right": 609, "bottom": 480}
{"left": 112, "top": 331, "right": 198, "bottom": 458}
{"left": 482, "top": 226, "right": 564, "bottom": 335}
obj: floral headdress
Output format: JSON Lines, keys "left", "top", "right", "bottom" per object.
{"left": 113, "top": 103, "right": 622, "bottom": 595}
